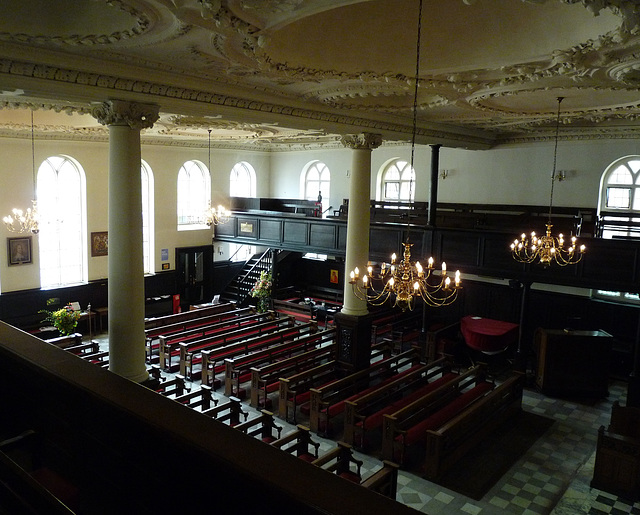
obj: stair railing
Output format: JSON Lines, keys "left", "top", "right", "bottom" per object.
{"left": 233, "top": 249, "right": 274, "bottom": 306}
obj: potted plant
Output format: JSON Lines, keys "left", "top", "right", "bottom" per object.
{"left": 40, "top": 304, "right": 81, "bottom": 336}
{"left": 250, "top": 271, "right": 273, "bottom": 313}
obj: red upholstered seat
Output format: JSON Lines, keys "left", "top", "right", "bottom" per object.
{"left": 460, "top": 316, "right": 518, "bottom": 354}
{"left": 356, "top": 372, "right": 459, "bottom": 433}
{"left": 396, "top": 381, "right": 493, "bottom": 446}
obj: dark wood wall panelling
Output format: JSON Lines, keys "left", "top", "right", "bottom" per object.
{"left": 0, "top": 271, "right": 177, "bottom": 331}
{"left": 214, "top": 214, "right": 640, "bottom": 294}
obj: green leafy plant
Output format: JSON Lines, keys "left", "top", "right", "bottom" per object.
{"left": 40, "top": 304, "right": 81, "bottom": 336}
{"left": 250, "top": 271, "right": 272, "bottom": 313}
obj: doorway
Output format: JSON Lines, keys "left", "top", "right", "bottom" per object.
{"left": 176, "top": 245, "right": 213, "bottom": 309}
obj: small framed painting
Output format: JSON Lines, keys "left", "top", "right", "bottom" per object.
{"left": 8, "top": 236, "right": 32, "bottom": 265}
{"left": 91, "top": 231, "right": 109, "bottom": 257}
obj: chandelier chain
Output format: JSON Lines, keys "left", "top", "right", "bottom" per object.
{"left": 548, "top": 97, "right": 563, "bottom": 223}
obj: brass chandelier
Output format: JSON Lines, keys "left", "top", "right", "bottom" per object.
{"left": 3, "top": 110, "right": 39, "bottom": 234}
{"left": 349, "top": 0, "right": 462, "bottom": 311}
{"left": 203, "top": 128, "right": 231, "bottom": 226}
{"left": 511, "top": 97, "right": 585, "bottom": 267}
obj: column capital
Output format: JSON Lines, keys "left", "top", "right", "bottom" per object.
{"left": 340, "top": 132, "right": 383, "bottom": 151}
{"left": 92, "top": 99, "right": 160, "bottom": 130}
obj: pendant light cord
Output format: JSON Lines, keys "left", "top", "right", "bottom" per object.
{"left": 407, "top": 0, "right": 423, "bottom": 241}
{"left": 548, "top": 97, "right": 563, "bottom": 223}
{"left": 31, "top": 110, "right": 36, "bottom": 199}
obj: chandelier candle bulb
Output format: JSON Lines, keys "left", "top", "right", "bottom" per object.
{"left": 349, "top": 243, "right": 462, "bottom": 311}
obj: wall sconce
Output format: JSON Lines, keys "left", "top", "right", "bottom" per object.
{"left": 439, "top": 169, "right": 451, "bottom": 180}
{"left": 555, "top": 170, "right": 567, "bottom": 182}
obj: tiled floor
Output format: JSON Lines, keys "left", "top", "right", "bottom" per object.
{"left": 96, "top": 335, "right": 639, "bottom": 514}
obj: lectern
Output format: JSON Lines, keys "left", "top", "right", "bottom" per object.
{"left": 534, "top": 327, "right": 612, "bottom": 398}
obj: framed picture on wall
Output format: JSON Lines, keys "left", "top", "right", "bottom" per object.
{"left": 7, "top": 236, "right": 32, "bottom": 265}
{"left": 91, "top": 231, "right": 108, "bottom": 257}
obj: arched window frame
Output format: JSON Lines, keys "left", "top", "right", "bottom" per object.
{"left": 594, "top": 155, "right": 640, "bottom": 304}
{"left": 230, "top": 161, "right": 256, "bottom": 198}
{"left": 141, "top": 160, "right": 154, "bottom": 274}
{"left": 37, "top": 155, "right": 87, "bottom": 288}
{"left": 378, "top": 158, "right": 416, "bottom": 204}
{"left": 229, "top": 161, "right": 257, "bottom": 261}
{"left": 301, "top": 161, "right": 330, "bottom": 214}
{"left": 177, "top": 160, "right": 211, "bottom": 230}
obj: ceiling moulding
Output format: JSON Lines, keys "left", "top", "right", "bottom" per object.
{"left": 0, "top": 57, "right": 496, "bottom": 149}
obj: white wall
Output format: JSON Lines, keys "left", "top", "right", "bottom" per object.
{"left": 269, "top": 138, "right": 640, "bottom": 212}
{"left": 0, "top": 137, "right": 272, "bottom": 292}
{"left": 2, "top": 134, "right": 640, "bottom": 292}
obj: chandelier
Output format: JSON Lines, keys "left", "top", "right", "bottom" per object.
{"left": 3, "top": 110, "right": 39, "bottom": 234}
{"left": 203, "top": 128, "right": 230, "bottom": 226}
{"left": 348, "top": 0, "right": 462, "bottom": 312}
{"left": 510, "top": 97, "right": 585, "bottom": 267}
{"left": 204, "top": 203, "right": 231, "bottom": 226}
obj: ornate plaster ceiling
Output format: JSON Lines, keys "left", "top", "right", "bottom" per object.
{"left": 0, "top": 0, "right": 638, "bottom": 149}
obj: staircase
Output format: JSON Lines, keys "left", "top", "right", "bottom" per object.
{"left": 219, "top": 249, "right": 274, "bottom": 307}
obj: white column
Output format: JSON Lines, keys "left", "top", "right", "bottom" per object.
{"left": 92, "top": 100, "right": 160, "bottom": 383}
{"left": 340, "top": 133, "right": 382, "bottom": 316}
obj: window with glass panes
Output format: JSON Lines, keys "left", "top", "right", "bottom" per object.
{"left": 381, "top": 159, "right": 415, "bottom": 202}
{"left": 177, "top": 160, "right": 210, "bottom": 229}
{"left": 304, "top": 162, "right": 330, "bottom": 213}
{"left": 37, "top": 155, "right": 87, "bottom": 288}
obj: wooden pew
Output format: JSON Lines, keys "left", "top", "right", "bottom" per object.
{"left": 308, "top": 347, "right": 423, "bottom": 435}
{"left": 220, "top": 323, "right": 322, "bottom": 396}
{"left": 201, "top": 396, "right": 248, "bottom": 427}
{"left": 234, "top": 409, "right": 284, "bottom": 443}
{"left": 171, "top": 385, "right": 218, "bottom": 412}
{"left": 279, "top": 360, "right": 347, "bottom": 423}
{"left": 63, "top": 340, "right": 100, "bottom": 357}
{"left": 156, "top": 374, "right": 190, "bottom": 398}
{"left": 381, "top": 366, "right": 497, "bottom": 466}
{"left": 592, "top": 401, "right": 640, "bottom": 500}
{"left": 202, "top": 321, "right": 317, "bottom": 389}
{"left": 144, "top": 301, "right": 237, "bottom": 330}
{"left": 424, "top": 321, "right": 462, "bottom": 363}
{"left": 44, "top": 333, "right": 83, "bottom": 349}
{"left": 311, "top": 441, "right": 363, "bottom": 483}
{"left": 248, "top": 331, "right": 337, "bottom": 409}
{"left": 179, "top": 315, "right": 297, "bottom": 380}
{"left": 146, "top": 305, "right": 252, "bottom": 363}
{"left": 361, "top": 461, "right": 400, "bottom": 500}
{"left": 158, "top": 311, "right": 275, "bottom": 371}
{"left": 423, "top": 372, "right": 524, "bottom": 479}
{"left": 370, "top": 309, "right": 421, "bottom": 345}
{"left": 253, "top": 343, "right": 340, "bottom": 413}
{"left": 310, "top": 441, "right": 399, "bottom": 499}
{"left": 273, "top": 298, "right": 315, "bottom": 324}
{"left": 271, "top": 425, "right": 320, "bottom": 462}
{"left": 342, "top": 357, "right": 456, "bottom": 449}
{"left": 79, "top": 350, "right": 109, "bottom": 366}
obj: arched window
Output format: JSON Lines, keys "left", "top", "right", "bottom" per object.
{"left": 177, "top": 160, "right": 210, "bottom": 229}
{"left": 598, "top": 156, "right": 640, "bottom": 239}
{"left": 141, "top": 160, "right": 154, "bottom": 274}
{"left": 595, "top": 156, "right": 640, "bottom": 304}
{"left": 380, "top": 159, "right": 415, "bottom": 203}
{"left": 229, "top": 161, "right": 257, "bottom": 261}
{"left": 230, "top": 161, "right": 256, "bottom": 198}
{"left": 302, "top": 161, "right": 330, "bottom": 213}
{"left": 37, "top": 155, "right": 87, "bottom": 288}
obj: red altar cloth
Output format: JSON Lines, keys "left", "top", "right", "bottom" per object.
{"left": 460, "top": 316, "right": 519, "bottom": 354}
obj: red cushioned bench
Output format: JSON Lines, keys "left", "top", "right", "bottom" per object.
{"left": 423, "top": 372, "right": 524, "bottom": 479}
{"left": 381, "top": 366, "right": 519, "bottom": 468}
{"left": 343, "top": 358, "right": 457, "bottom": 449}
{"left": 175, "top": 315, "right": 294, "bottom": 377}
{"left": 308, "top": 347, "right": 423, "bottom": 435}
{"left": 249, "top": 329, "right": 337, "bottom": 408}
